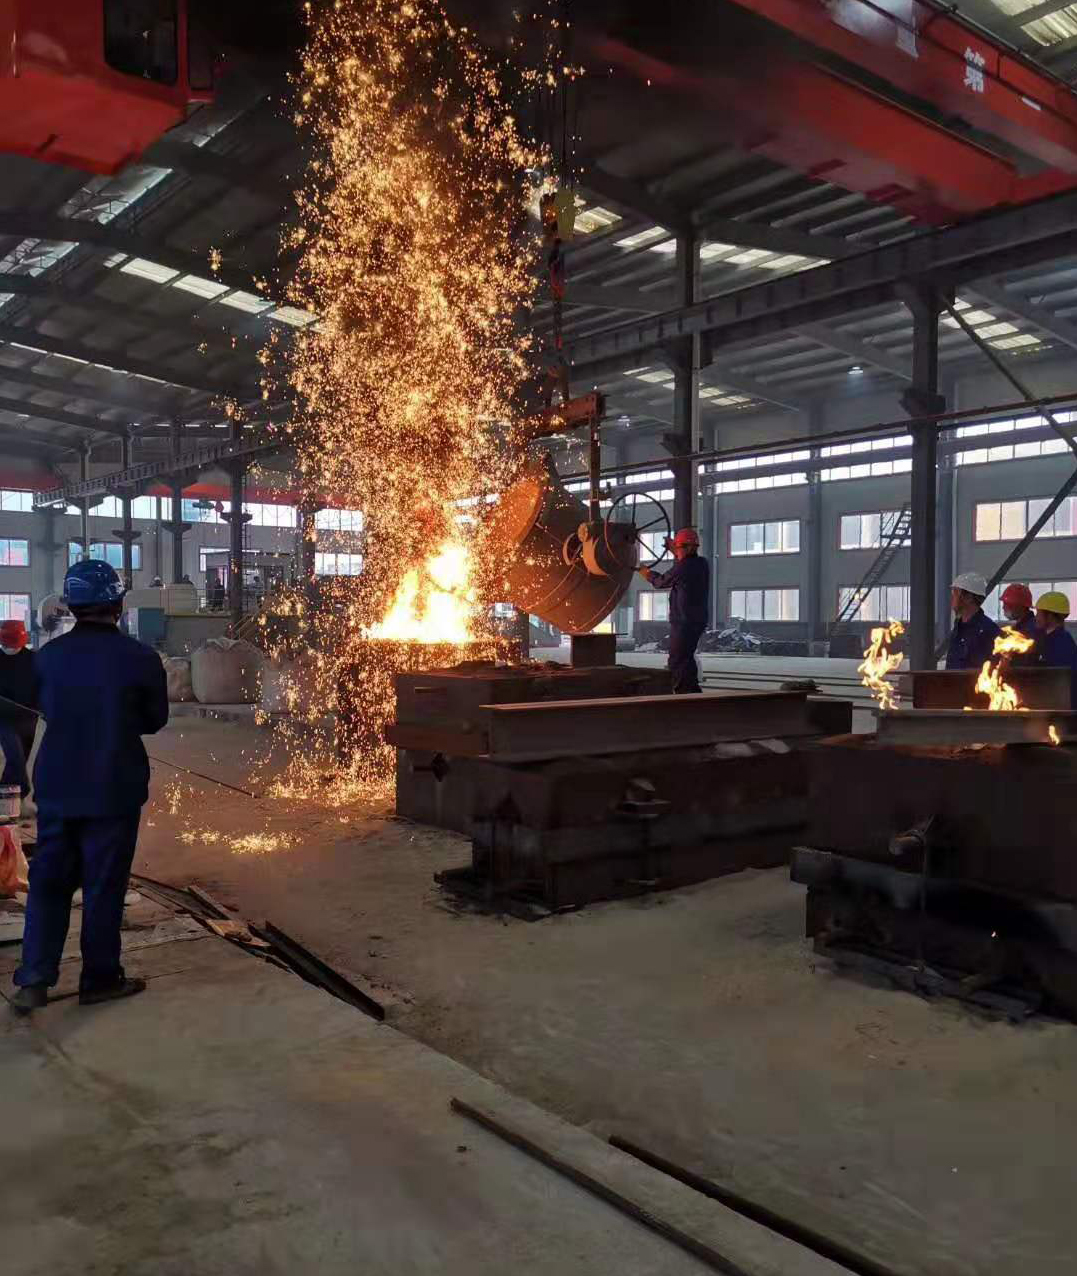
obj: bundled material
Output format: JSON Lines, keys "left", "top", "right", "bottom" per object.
{"left": 162, "top": 656, "right": 194, "bottom": 703}
{"left": 191, "top": 638, "right": 263, "bottom": 705}
{"left": 0, "top": 825, "right": 28, "bottom": 896}
{"left": 261, "top": 653, "right": 319, "bottom": 716}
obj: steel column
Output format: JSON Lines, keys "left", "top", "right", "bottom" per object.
{"left": 79, "top": 445, "right": 92, "bottom": 562}
{"left": 900, "top": 285, "right": 949, "bottom": 670}
{"left": 223, "top": 462, "right": 252, "bottom": 625}
{"left": 667, "top": 233, "right": 700, "bottom": 532}
{"left": 297, "top": 499, "right": 320, "bottom": 602}
{"left": 170, "top": 479, "right": 186, "bottom": 583}
{"left": 935, "top": 454, "right": 957, "bottom": 651}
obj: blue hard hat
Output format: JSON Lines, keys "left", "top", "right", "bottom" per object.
{"left": 63, "top": 559, "right": 126, "bottom": 606}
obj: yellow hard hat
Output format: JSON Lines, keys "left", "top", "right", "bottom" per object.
{"left": 1036, "top": 590, "right": 1071, "bottom": 617}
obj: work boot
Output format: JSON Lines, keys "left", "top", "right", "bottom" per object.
{"left": 10, "top": 984, "right": 47, "bottom": 1016}
{"left": 79, "top": 977, "right": 147, "bottom": 1007}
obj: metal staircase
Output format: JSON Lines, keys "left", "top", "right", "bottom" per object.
{"left": 833, "top": 503, "right": 912, "bottom": 626}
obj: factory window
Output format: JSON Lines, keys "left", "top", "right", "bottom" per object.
{"left": 729, "top": 519, "right": 799, "bottom": 556}
{"left": 710, "top": 449, "right": 809, "bottom": 494}
{"left": 639, "top": 531, "right": 668, "bottom": 559}
{"left": 637, "top": 591, "right": 669, "bottom": 622}
{"left": 315, "top": 508, "right": 364, "bottom": 532}
{"left": 0, "top": 538, "right": 29, "bottom": 567}
{"left": 183, "top": 498, "right": 227, "bottom": 524}
{"left": 92, "top": 497, "right": 124, "bottom": 519}
{"left": 837, "top": 584, "right": 910, "bottom": 622}
{"left": 986, "top": 580, "right": 1077, "bottom": 619}
{"left": 729, "top": 588, "right": 799, "bottom": 621}
{"left": 974, "top": 497, "right": 1077, "bottom": 542}
{"left": 0, "top": 489, "right": 33, "bottom": 512}
{"left": 0, "top": 594, "right": 30, "bottom": 625}
{"left": 839, "top": 511, "right": 911, "bottom": 550}
{"left": 68, "top": 542, "right": 142, "bottom": 571}
{"left": 315, "top": 552, "right": 363, "bottom": 576}
{"left": 954, "top": 413, "right": 1076, "bottom": 465}
{"left": 131, "top": 496, "right": 159, "bottom": 519}
{"left": 104, "top": 0, "right": 179, "bottom": 85}
{"left": 245, "top": 502, "right": 297, "bottom": 529}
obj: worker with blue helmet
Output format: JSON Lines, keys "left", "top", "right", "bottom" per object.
{"left": 11, "top": 560, "right": 168, "bottom": 1015}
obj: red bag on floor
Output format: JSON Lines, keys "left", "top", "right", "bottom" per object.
{"left": 0, "top": 825, "right": 28, "bottom": 896}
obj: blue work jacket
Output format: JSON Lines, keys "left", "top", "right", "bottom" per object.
{"left": 648, "top": 554, "right": 710, "bottom": 626}
{"left": 34, "top": 622, "right": 169, "bottom": 817}
{"left": 945, "top": 609, "right": 1000, "bottom": 671}
{"left": 1036, "top": 625, "right": 1077, "bottom": 709}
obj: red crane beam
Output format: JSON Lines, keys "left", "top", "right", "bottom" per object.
{"left": 727, "top": 0, "right": 1077, "bottom": 174}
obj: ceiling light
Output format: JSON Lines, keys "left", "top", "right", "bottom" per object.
{"left": 120, "top": 258, "right": 179, "bottom": 284}
{"left": 848, "top": 365, "right": 864, "bottom": 375}
{"left": 219, "top": 290, "right": 274, "bottom": 314}
{"left": 172, "top": 274, "right": 229, "bottom": 299}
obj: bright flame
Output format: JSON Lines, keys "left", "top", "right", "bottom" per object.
{"left": 365, "top": 536, "right": 478, "bottom": 644}
{"left": 1049, "top": 724, "right": 1061, "bottom": 746}
{"left": 971, "top": 625, "right": 1035, "bottom": 712}
{"left": 859, "top": 621, "right": 904, "bottom": 710}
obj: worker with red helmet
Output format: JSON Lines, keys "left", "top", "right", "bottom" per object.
{"left": 639, "top": 527, "right": 710, "bottom": 693}
{"left": 0, "top": 618, "right": 36, "bottom": 802}
{"left": 1000, "top": 582, "right": 1038, "bottom": 642}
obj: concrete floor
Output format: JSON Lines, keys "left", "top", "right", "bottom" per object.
{"left": 124, "top": 711, "right": 1077, "bottom": 1276}
{"left": 3, "top": 924, "right": 849, "bottom": 1276}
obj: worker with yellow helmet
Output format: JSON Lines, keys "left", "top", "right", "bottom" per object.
{"left": 1034, "top": 589, "right": 1077, "bottom": 708}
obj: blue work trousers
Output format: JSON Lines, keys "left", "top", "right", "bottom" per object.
{"left": 668, "top": 621, "right": 707, "bottom": 694}
{"left": 15, "top": 812, "right": 141, "bottom": 993}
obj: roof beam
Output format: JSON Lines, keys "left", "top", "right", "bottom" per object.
{"left": 578, "top": 164, "right": 850, "bottom": 260}
{"left": 969, "top": 281, "right": 1077, "bottom": 354}
{"left": 0, "top": 212, "right": 257, "bottom": 295}
{"left": 0, "top": 365, "right": 183, "bottom": 416}
{"left": 140, "top": 140, "right": 292, "bottom": 205}
{"left": 0, "top": 422, "right": 79, "bottom": 454}
{"left": 794, "top": 321, "right": 912, "bottom": 379}
{"left": 996, "top": 0, "right": 1074, "bottom": 35}
{"left": 563, "top": 188, "right": 1077, "bottom": 368}
{"left": 0, "top": 395, "right": 132, "bottom": 439}
{"left": 578, "top": 166, "right": 690, "bottom": 234}
{"left": 0, "top": 276, "right": 247, "bottom": 356}
{"left": 0, "top": 324, "right": 255, "bottom": 400}
{"left": 566, "top": 284, "right": 676, "bottom": 313}
{"left": 655, "top": 345, "right": 803, "bottom": 412}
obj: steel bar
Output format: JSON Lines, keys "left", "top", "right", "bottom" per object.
{"left": 562, "top": 188, "right": 1077, "bottom": 369}
{"left": 874, "top": 709, "right": 1075, "bottom": 746}
{"left": 33, "top": 432, "right": 286, "bottom": 507}
{"left": 610, "top": 1135, "right": 899, "bottom": 1276}
{"left": 258, "top": 921, "right": 386, "bottom": 1022}
{"left": 450, "top": 1098, "right": 753, "bottom": 1276}
{"left": 480, "top": 691, "right": 814, "bottom": 761}
{"left": 560, "top": 387, "right": 1077, "bottom": 487}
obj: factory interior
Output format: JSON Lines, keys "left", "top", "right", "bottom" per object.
{"left": 4, "top": 2, "right": 1077, "bottom": 1274}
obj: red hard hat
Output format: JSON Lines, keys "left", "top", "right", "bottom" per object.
{"left": 1001, "top": 583, "right": 1033, "bottom": 611}
{"left": 0, "top": 620, "right": 27, "bottom": 649}
{"left": 673, "top": 527, "right": 700, "bottom": 547}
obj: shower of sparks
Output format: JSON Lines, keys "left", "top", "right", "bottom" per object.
{"left": 255, "top": 0, "right": 541, "bottom": 798}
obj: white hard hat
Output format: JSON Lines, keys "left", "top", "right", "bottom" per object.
{"left": 952, "top": 571, "right": 988, "bottom": 596}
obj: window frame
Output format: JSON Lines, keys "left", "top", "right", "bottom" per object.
{"left": 0, "top": 537, "right": 30, "bottom": 568}
{"left": 727, "top": 518, "right": 801, "bottom": 557}
{"left": 973, "top": 496, "right": 1077, "bottom": 543}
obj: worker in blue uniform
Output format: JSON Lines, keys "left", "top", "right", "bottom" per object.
{"left": 945, "top": 571, "right": 1001, "bottom": 670}
{"left": 11, "top": 561, "right": 169, "bottom": 1015}
{"left": 639, "top": 527, "right": 710, "bottom": 693}
{"left": 1034, "top": 590, "right": 1077, "bottom": 709}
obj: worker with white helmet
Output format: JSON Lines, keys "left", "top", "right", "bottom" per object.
{"left": 639, "top": 527, "right": 710, "bottom": 693}
{"left": 1034, "top": 589, "right": 1077, "bottom": 708}
{"left": 945, "top": 570, "right": 1001, "bottom": 670}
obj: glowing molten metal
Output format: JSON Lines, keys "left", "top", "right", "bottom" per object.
{"left": 972, "top": 625, "right": 1035, "bottom": 712}
{"left": 859, "top": 621, "right": 904, "bottom": 710}
{"left": 365, "top": 536, "right": 479, "bottom": 645}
